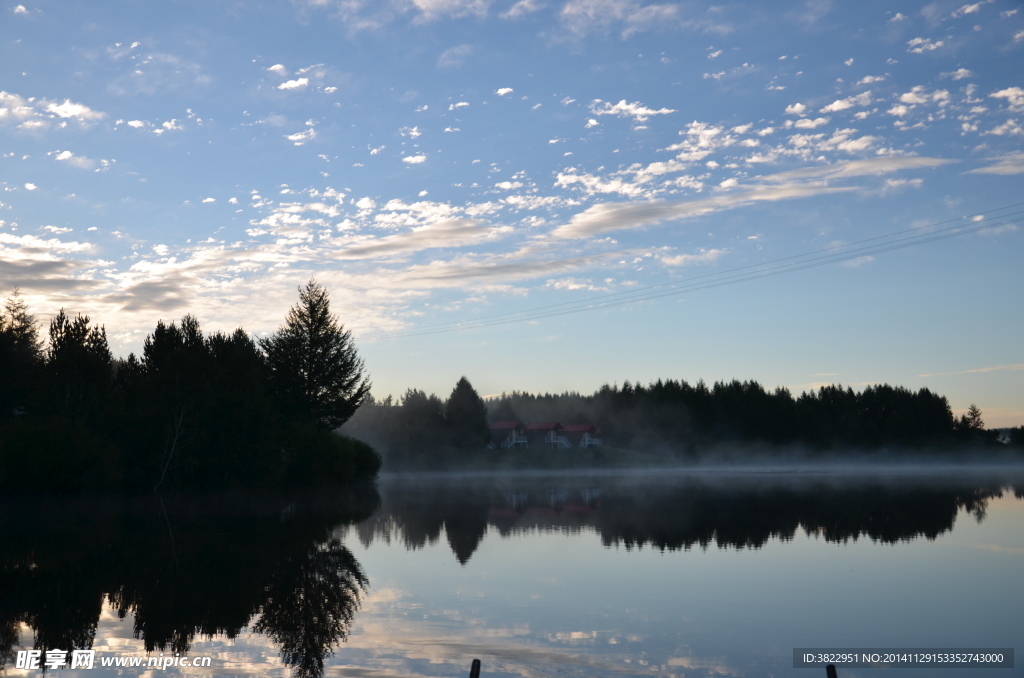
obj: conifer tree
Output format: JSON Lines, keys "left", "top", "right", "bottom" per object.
{"left": 445, "top": 376, "right": 489, "bottom": 451}
{"left": 261, "top": 279, "right": 370, "bottom": 430}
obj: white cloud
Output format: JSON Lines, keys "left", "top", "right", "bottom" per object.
{"left": 890, "top": 12, "right": 907, "bottom": 21}
{"left": 202, "top": 197, "right": 216, "bottom": 203}
{"left": 52, "top": 149, "right": 95, "bottom": 169}
{"left": 278, "top": 77, "right": 309, "bottom": 90}
{"left": 24, "top": 183, "right": 37, "bottom": 190}
{"left": 857, "top": 75, "right": 886, "bottom": 85}
{"left": 402, "top": 154, "right": 427, "bottom": 164}
{"left": 267, "top": 64, "right": 288, "bottom": 75}
{"left": 126, "top": 120, "right": 146, "bottom": 128}
{"left": 708, "top": 49, "right": 723, "bottom": 59}
{"left": 951, "top": 0, "right": 993, "bottom": 18}
{"left": 984, "top": 119, "right": 1023, "bottom": 136}
{"left": 589, "top": 99, "right": 676, "bottom": 122}
{"left": 437, "top": 44, "right": 474, "bottom": 69}
{"left": 784, "top": 103, "right": 807, "bottom": 116}
{"left": 286, "top": 128, "right": 316, "bottom": 145}
{"left": 990, "top": 87, "right": 1024, "bottom": 112}
{"left": 820, "top": 91, "right": 871, "bottom": 113}
{"left": 495, "top": 87, "right": 514, "bottom": 96}
{"left": 560, "top": 0, "right": 686, "bottom": 37}
{"left": 554, "top": 159, "right": 948, "bottom": 240}
{"left": 45, "top": 100, "right": 104, "bottom": 121}
{"left": 500, "top": 0, "right": 543, "bottom": 19}
{"left": 495, "top": 181, "right": 524, "bottom": 190}
{"left": 965, "top": 152, "right": 1024, "bottom": 175}
{"left": 13, "top": 4, "right": 28, "bottom": 14}
{"left": 793, "top": 117, "right": 830, "bottom": 129}
{"left": 907, "top": 37, "right": 944, "bottom": 53}
{"left": 661, "top": 248, "right": 725, "bottom": 267}
{"left": 942, "top": 68, "right": 973, "bottom": 80}
{"left": 448, "top": 101, "right": 470, "bottom": 110}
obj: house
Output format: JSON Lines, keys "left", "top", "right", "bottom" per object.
{"left": 488, "top": 421, "right": 528, "bottom": 449}
{"left": 561, "top": 423, "right": 603, "bottom": 448}
{"left": 525, "top": 422, "right": 571, "bottom": 449}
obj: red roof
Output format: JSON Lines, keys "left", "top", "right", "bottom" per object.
{"left": 561, "top": 424, "right": 600, "bottom": 433}
{"left": 525, "top": 421, "right": 562, "bottom": 430}
{"left": 488, "top": 420, "right": 524, "bottom": 430}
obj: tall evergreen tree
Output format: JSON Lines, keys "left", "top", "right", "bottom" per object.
{"left": 0, "top": 289, "right": 43, "bottom": 413}
{"left": 45, "top": 309, "right": 113, "bottom": 421}
{"left": 445, "top": 377, "right": 489, "bottom": 451}
{"left": 261, "top": 279, "right": 370, "bottom": 430}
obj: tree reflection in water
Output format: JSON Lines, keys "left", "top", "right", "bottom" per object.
{"left": 357, "top": 473, "right": 1024, "bottom": 563}
{"left": 0, "top": 488, "right": 377, "bottom": 677}
{"left": 2, "top": 472, "right": 1022, "bottom": 677}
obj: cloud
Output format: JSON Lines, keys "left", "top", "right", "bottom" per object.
{"left": 267, "top": 64, "right": 288, "bottom": 75}
{"left": 857, "top": 75, "right": 886, "bottom": 85}
{"left": 500, "top": 0, "right": 543, "bottom": 19}
{"left": 983, "top": 119, "right": 1023, "bottom": 136}
{"left": 448, "top": 101, "right": 470, "bottom": 110}
{"left": 550, "top": 183, "right": 860, "bottom": 240}
{"left": 785, "top": 103, "right": 807, "bottom": 116}
{"left": 820, "top": 91, "right": 871, "bottom": 113}
{"left": 495, "top": 87, "right": 514, "bottom": 96}
{"left": 950, "top": 0, "right": 993, "bottom": 18}
{"left": 12, "top": 4, "right": 28, "bottom": 14}
{"left": 907, "top": 37, "right": 943, "bottom": 53}
{"left": 990, "top": 87, "right": 1024, "bottom": 112}
{"left": 660, "top": 248, "right": 725, "bottom": 267}
{"left": 402, "top": 154, "right": 427, "bottom": 164}
{"left": 942, "top": 68, "right": 973, "bottom": 80}
{"left": 334, "top": 219, "right": 507, "bottom": 259}
{"left": 792, "top": 116, "right": 830, "bottom": 129}
{"left": 919, "top": 364, "right": 1024, "bottom": 378}
{"left": 51, "top": 149, "right": 96, "bottom": 170}
{"left": 277, "top": 77, "right": 309, "bottom": 90}
{"left": 0, "top": 91, "right": 105, "bottom": 128}
{"left": 285, "top": 128, "right": 316, "bottom": 145}
{"left": 437, "top": 44, "right": 474, "bottom": 69}
{"left": 589, "top": 99, "right": 676, "bottom": 122}
{"left": 559, "top": 0, "right": 687, "bottom": 38}
{"left": 965, "top": 153, "right": 1024, "bottom": 175}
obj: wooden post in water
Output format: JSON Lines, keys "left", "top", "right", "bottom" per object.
{"left": 469, "top": 658, "right": 481, "bottom": 678}
{"left": 826, "top": 664, "right": 838, "bottom": 678}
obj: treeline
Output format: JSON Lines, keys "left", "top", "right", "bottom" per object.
{"left": 0, "top": 282, "right": 379, "bottom": 493}
{"left": 341, "top": 377, "right": 490, "bottom": 470}
{"left": 345, "top": 375, "right": 1019, "bottom": 470}
{"left": 490, "top": 379, "right": 1010, "bottom": 456}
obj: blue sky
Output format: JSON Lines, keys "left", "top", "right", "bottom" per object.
{"left": 1, "top": 0, "right": 1022, "bottom": 424}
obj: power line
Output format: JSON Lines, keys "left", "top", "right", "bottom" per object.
{"left": 361, "top": 202, "right": 1024, "bottom": 341}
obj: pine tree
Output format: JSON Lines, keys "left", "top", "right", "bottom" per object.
{"left": 445, "top": 376, "right": 490, "bottom": 451}
{"left": 261, "top": 279, "right": 370, "bottom": 430}
{"left": 0, "top": 289, "right": 43, "bottom": 412}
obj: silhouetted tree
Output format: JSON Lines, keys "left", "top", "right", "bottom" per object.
{"left": 0, "top": 289, "right": 42, "bottom": 413}
{"left": 445, "top": 376, "right": 489, "bottom": 451}
{"left": 261, "top": 279, "right": 370, "bottom": 430}
{"left": 44, "top": 309, "right": 113, "bottom": 422}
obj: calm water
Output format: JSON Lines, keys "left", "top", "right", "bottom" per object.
{"left": 2, "top": 469, "right": 1022, "bottom": 678}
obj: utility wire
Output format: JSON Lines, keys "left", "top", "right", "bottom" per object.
{"left": 362, "top": 202, "right": 1024, "bottom": 341}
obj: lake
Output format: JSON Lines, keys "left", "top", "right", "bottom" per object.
{"left": 2, "top": 468, "right": 1022, "bottom": 677}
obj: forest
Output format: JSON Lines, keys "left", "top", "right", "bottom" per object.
{"left": 344, "top": 376, "right": 1023, "bottom": 470}
{"left": 0, "top": 282, "right": 379, "bottom": 493}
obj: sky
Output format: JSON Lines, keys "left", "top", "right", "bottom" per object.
{"left": 1, "top": 0, "right": 1022, "bottom": 425}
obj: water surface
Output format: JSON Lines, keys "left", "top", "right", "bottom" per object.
{"left": 2, "top": 468, "right": 1022, "bottom": 677}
